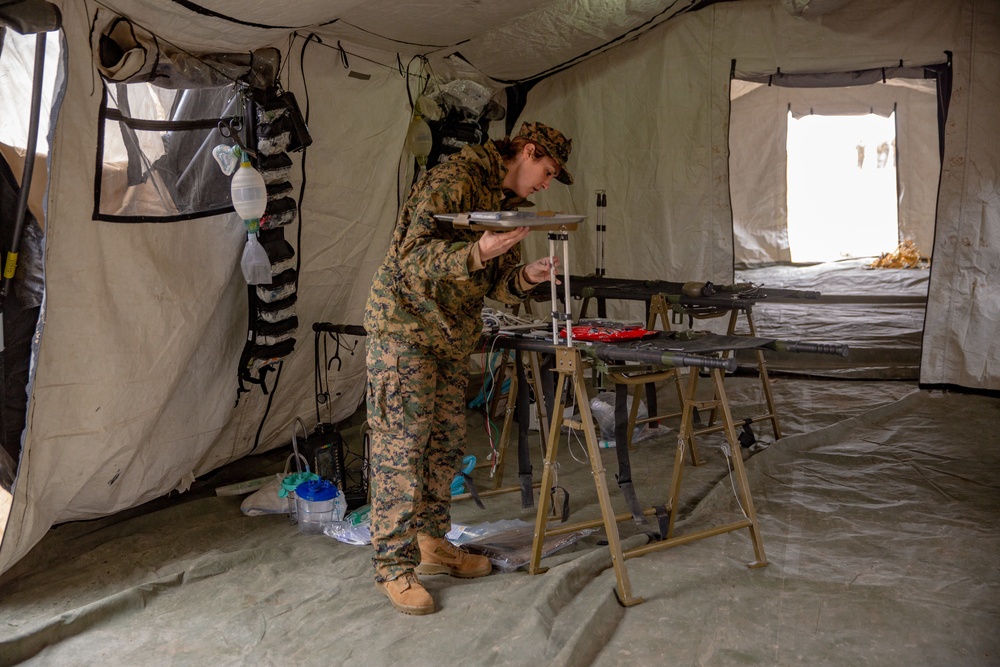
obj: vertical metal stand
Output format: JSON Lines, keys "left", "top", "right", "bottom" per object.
{"left": 548, "top": 230, "right": 573, "bottom": 346}
{"left": 594, "top": 190, "right": 606, "bottom": 277}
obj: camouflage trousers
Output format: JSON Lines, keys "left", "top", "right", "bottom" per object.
{"left": 365, "top": 333, "right": 469, "bottom": 582}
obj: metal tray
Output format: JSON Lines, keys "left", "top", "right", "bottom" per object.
{"left": 435, "top": 211, "right": 585, "bottom": 231}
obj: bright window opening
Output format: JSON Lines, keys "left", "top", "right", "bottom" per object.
{"left": 0, "top": 29, "right": 61, "bottom": 155}
{"left": 786, "top": 112, "right": 899, "bottom": 263}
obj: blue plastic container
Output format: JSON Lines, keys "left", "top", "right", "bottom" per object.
{"left": 295, "top": 479, "right": 340, "bottom": 534}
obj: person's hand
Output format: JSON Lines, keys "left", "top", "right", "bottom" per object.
{"left": 523, "top": 255, "right": 560, "bottom": 285}
{"left": 478, "top": 227, "right": 531, "bottom": 262}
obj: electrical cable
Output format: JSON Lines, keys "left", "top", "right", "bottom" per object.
{"left": 479, "top": 336, "right": 503, "bottom": 466}
{"left": 720, "top": 441, "right": 749, "bottom": 520}
{"left": 405, "top": 54, "right": 430, "bottom": 112}
{"left": 336, "top": 19, "right": 461, "bottom": 49}
{"left": 292, "top": 33, "right": 319, "bottom": 296}
{"left": 248, "top": 359, "right": 284, "bottom": 454}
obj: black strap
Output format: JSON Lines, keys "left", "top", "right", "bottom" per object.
{"left": 645, "top": 381, "right": 659, "bottom": 429}
{"left": 460, "top": 472, "right": 486, "bottom": 510}
{"left": 550, "top": 486, "right": 570, "bottom": 522}
{"left": 654, "top": 504, "right": 670, "bottom": 541}
{"left": 614, "top": 383, "right": 647, "bottom": 524}
{"left": 738, "top": 418, "right": 757, "bottom": 448}
{"left": 515, "top": 353, "right": 534, "bottom": 508}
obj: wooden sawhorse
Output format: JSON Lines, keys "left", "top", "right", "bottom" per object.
{"left": 526, "top": 345, "right": 768, "bottom": 606}
{"left": 621, "top": 294, "right": 782, "bottom": 464}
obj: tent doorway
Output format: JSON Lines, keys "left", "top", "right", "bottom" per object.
{"left": 728, "top": 75, "right": 941, "bottom": 268}
{"left": 728, "top": 74, "right": 943, "bottom": 379}
{"left": 785, "top": 112, "right": 899, "bottom": 264}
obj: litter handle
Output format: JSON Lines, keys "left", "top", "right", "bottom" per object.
{"left": 313, "top": 322, "right": 368, "bottom": 337}
{"left": 772, "top": 340, "right": 849, "bottom": 357}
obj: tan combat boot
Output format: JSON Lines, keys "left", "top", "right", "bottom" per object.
{"left": 415, "top": 534, "right": 493, "bottom": 578}
{"left": 376, "top": 572, "right": 435, "bottom": 615}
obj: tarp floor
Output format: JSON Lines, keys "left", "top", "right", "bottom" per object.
{"left": 0, "top": 377, "right": 997, "bottom": 666}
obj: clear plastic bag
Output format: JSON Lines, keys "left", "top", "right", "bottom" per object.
{"left": 589, "top": 391, "right": 655, "bottom": 447}
{"left": 323, "top": 520, "right": 371, "bottom": 545}
{"left": 452, "top": 519, "right": 595, "bottom": 573}
{"left": 241, "top": 233, "right": 273, "bottom": 285}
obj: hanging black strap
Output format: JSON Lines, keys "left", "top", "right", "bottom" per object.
{"left": 653, "top": 504, "right": 671, "bottom": 541}
{"left": 614, "top": 383, "right": 647, "bottom": 525}
{"left": 515, "top": 352, "right": 534, "bottom": 508}
{"left": 551, "top": 485, "right": 570, "bottom": 522}
{"left": 645, "top": 381, "right": 659, "bottom": 429}
{"left": 739, "top": 418, "right": 757, "bottom": 448}
{"left": 459, "top": 472, "right": 485, "bottom": 509}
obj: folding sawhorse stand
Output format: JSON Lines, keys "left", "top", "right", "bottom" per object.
{"left": 627, "top": 294, "right": 782, "bottom": 464}
{"left": 525, "top": 343, "right": 768, "bottom": 606}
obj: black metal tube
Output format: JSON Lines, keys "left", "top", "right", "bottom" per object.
{"left": 488, "top": 334, "right": 737, "bottom": 371}
{"left": 1, "top": 31, "right": 46, "bottom": 304}
{"left": 312, "top": 323, "right": 367, "bottom": 337}
{"left": 767, "top": 340, "right": 849, "bottom": 357}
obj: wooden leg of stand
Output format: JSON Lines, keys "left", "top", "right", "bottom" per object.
{"left": 712, "top": 367, "right": 768, "bottom": 568}
{"left": 741, "top": 309, "right": 782, "bottom": 441}
{"left": 490, "top": 358, "right": 518, "bottom": 490}
{"left": 487, "top": 348, "right": 512, "bottom": 423}
{"left": 527, "top": 367, "right": 568, "bottom": 575}
{"left": 568, "top": 349, "right": 641, "bottom": 606}
{"left": 666, "top": 370, "right": 699, "bottom": 539}
{"left": 683, "top": 369, "right": 703, "bottom": 466}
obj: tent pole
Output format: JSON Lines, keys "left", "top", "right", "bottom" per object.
{"left": 0, "top": 31, "right": 47, "bottom": 314}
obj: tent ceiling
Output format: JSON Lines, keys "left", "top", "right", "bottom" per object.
{"left": 96, "top": 0, "right": 724, "bottom": 83}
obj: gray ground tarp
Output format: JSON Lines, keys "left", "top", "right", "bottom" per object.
{"left": 1, "top": 378, "right": 997, "bottom": 666}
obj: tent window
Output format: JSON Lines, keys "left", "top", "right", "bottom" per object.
{"left": 93, "top": 82, "right": 240, "bottom": 222}
{"left": 786, "top": 111, "right": 899, "bottom": 263}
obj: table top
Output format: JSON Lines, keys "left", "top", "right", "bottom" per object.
{"left": 483, "top": 328, "right": 848, "bottom": 370}
{"left": 435, "top": 212, "right": 585, "bottom": 231}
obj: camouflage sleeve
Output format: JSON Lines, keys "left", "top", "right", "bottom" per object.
{"left": 485, "top": 244, "right": 530, "bottom": 304}
{"left": 398, "top": 170, "right": 476, "bottom": 280}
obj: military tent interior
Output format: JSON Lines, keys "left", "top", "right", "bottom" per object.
{"left": 0, "top": 0, "right": 997, "bottom": 664}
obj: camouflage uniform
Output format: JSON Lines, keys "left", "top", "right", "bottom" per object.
{"left": 364, "top": 141, "right": 532, "bottom": 582}
{"left": 364, "top": 123, "right": 574, "bottom": 583}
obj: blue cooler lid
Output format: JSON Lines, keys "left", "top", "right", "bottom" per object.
{"left": 295, "top": 478, "right": 338, "bottom": 502}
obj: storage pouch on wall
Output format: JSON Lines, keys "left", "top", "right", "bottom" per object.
{"left": 257, "top": 153, "right": 293, "bottom": 185}
{"left": 261, "top": 196, "right": 297, "bottom": 230}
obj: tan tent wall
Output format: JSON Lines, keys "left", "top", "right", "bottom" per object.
{"left": 0, "top": 5, "right": 408, "bottom": 570}
{"left": 1, "top": 0, "right": 997, "bottom": 576}
{"left": 921, "top": 0, "right": 999, "bottom": 388}
{"left": 521, "top": 0, "right": 995, "bottom": 387}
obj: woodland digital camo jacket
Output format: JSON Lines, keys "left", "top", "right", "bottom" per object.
{"left": 364, "top": 142, "right": 531, "bottom": 360}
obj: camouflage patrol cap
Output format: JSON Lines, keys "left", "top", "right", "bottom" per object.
{"left": 517, "top": 121, "right": 574, "bottom": 185}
